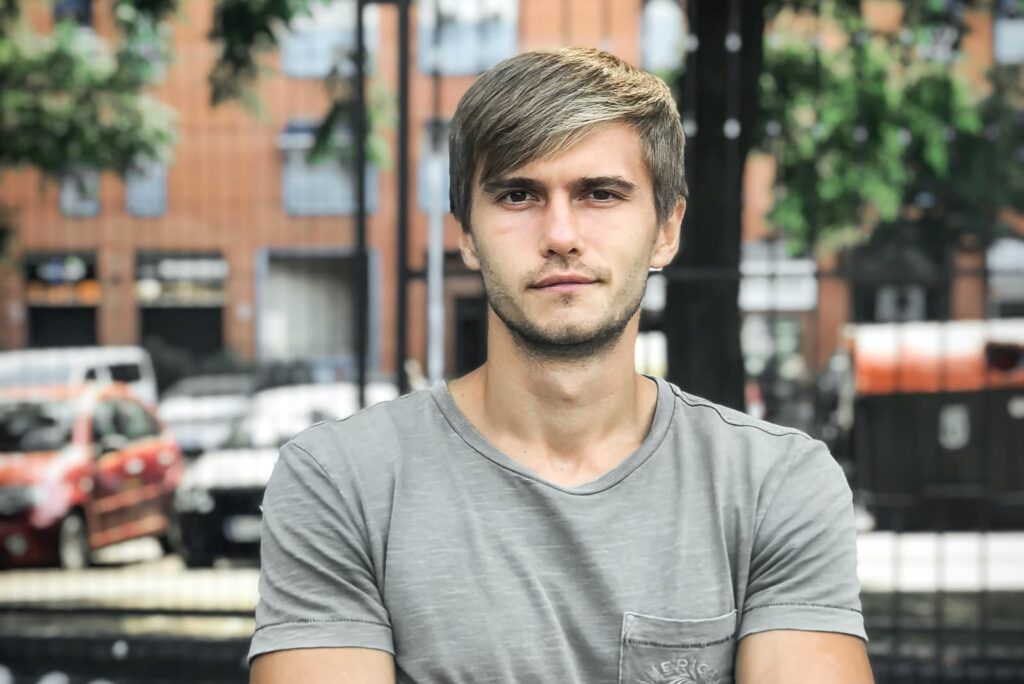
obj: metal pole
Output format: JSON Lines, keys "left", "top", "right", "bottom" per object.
{"left": 396, "top": 0, "right": 411, "bottom": 394}
{"left": 355, "top": 0, "right": 368, "bottom": 408}
{"left": 426, "top": 2, "right": 445, "bottom": 383}
{"left": 426, "top": 151, "right": 446, "bottom": 383}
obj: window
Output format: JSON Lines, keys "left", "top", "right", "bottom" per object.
{"left": 117, "top": 400, "right": 159, "bottom": 441}
{"left": 110, "top": 364, "right": 142, "bottom": 383}
{"left": 641, "top": 0, "right": 686, "bottom": 73}
{"left": 53, "top": 0, "right": 92, "bottom": 26}
{"left": 59, "top": 169, "right": 100, "bottom": 218}
{"left": 279, "top": 0, "right": 378, "bottom": 78}
{"left": 417, "top": 118, "right": 450, "bottom": 214}
{"left": 417, "top": 0, "right": 517, "bottom": 76}
{"left": 91, "top": 401, "right": 120, "bottom": 445}
{"left": 995, "top": 0, "right": 1024, "bottom": 64}
{"left": 278, "top": 120, "right": 379, "bottom": 216}
{"left": 125, "top": 159, "right": 168, "bottom": 217}
{"left": 875, "top": 285, "right": 928, "bottom": 322}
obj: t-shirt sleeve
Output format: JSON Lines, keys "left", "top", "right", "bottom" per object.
{"left": 248, "top": 439, "right": 393, "bottom": 662}
{"left": 739, "top": 438, "right": 867, "bottom": 641}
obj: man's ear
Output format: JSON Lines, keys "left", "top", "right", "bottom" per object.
{"left": 650, "top": 198, "right": 685, "bottom": 269}
{"left": 459, "top": 229, "right": 481, "bottom": 271}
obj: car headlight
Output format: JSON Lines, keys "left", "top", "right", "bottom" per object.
{"left": 174, "top": 486, "right": 215, "bottom": 514}
{"left": 0, "top": 486, "right": 46, "bottom": 516}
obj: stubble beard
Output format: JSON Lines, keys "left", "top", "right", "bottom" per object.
{"left": 479, "top": 257, "right": 649, "bottom": 364}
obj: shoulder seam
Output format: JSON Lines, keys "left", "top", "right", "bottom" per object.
{"left": 668, "top": 384, "right": 812, "bottom": 442}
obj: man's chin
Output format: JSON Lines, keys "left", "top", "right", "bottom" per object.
{"left": 505, "top": 319, "right": 630, "bottom": 358}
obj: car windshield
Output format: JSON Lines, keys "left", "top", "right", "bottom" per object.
{"left": 163, "top": 375, "right": 255, "bottom": 399}
{"left": 0, "top": 398, "right": 76, "bottom": 453}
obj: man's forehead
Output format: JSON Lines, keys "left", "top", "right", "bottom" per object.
{"left": 477, "top": 125, "right": 648, "bottom": 188}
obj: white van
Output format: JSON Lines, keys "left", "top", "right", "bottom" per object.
{"left": 0, "top": 346, "right": 158, "bottom": 406}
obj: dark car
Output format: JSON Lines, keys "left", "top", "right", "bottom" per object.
{"left": 0, "top": 383, "right": 183, "bottom": 568}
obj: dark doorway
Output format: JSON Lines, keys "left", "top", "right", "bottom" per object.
{"left": 27, "top": 307, "right": 97, "bottom": 347}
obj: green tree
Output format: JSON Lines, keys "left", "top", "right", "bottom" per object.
{"left": 0, "top": 0, "right": 387, "bottom": 259}
{"left": 756, "top": 0, "right": 1024, "bottom": 260}
{"left": 662, "top": 0, "right": 1022, "bottom": 411}
{"left": 207, "top": 0, "right": 390, "bottom": 165}
{"left": 0, "top": 1, "right": 178, "bottom": 245}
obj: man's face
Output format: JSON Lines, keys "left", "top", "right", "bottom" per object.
{"left": 460, "top": 123, "right": 683, "bottom": 359}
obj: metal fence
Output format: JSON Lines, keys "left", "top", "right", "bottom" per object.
{"left": 2, "top": 0, "right": 1024, "bottom": 682}
{"left": 1, "top": 266, "right": 1023, "bottom": 682}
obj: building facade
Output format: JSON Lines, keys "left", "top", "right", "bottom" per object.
{"left": 1, "top": 0, "right": 1020, "bottom": 391}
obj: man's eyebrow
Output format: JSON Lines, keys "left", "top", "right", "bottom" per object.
{"left": 480, "top": 175, "right": 639, "bottom": 197}
{"left": 480, "top": 176, "right": 545, "bottom": 197}
{"left": 571, "top": 176, "right": 639, "bottom": 194}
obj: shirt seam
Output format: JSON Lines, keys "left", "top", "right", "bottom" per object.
{"left": 743, "top": 602, "right": 863, "bottom": 615}
{"left": 252, "top": 617, "right": 392, "bottom": 634}
{"left": 668, "top": 385, "right": 813, "bottom": 442}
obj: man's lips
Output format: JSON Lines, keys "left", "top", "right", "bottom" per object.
{"left": 531, "top": 273, "right": 598, "bottom": 289}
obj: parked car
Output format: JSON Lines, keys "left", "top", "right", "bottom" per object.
{"left": 172, "top": 382, "right": 396, "bottom": 567}
{"left": 0, "top": 346, "right": 158, "bottom": 407}
{"left": 0, "top": 383, "right": 183, "bottom": 568}
{"left": 157, "top": 373, "right": 256, "bottom": 458}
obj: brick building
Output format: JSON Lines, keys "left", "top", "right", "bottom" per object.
{"left": 1, "top": 0, "right": 1020, "bottom": 389}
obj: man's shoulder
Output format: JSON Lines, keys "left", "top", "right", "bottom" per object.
{"left": 661, "top": 380, "right": 850, "bottom": 531}
{"left": 286, "top": 385, "right": 441, "bottom": 471}
{"left": 661, "top": 380, "right": 823, "bottom": 481}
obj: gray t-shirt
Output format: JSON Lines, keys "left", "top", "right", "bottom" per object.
{"left": 249, "top": 377, "right": 866, "bottom": 682}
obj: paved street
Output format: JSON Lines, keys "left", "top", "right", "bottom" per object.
{"left": 0, "top": 532, "right": 1022, "bottom": 618}
{"left": 858, "top": 532, "right": 1024, "bottom": 592}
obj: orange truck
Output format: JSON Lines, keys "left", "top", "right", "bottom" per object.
{"left": 838, "top": 319, "right": 1024, "bottom": 530}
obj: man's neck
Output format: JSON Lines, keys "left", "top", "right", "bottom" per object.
{"left": 448, "top": 313, "right": 658, "bottom": 487}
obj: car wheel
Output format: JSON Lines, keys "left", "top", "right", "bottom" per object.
{"left": 166, "top": 512, "right": 215, "bottom": 568}
{"left": 57, "top": 513, "right": 92, "bottom": 570}
{"left": 180, "top": 544, "right": 215, "bottom": 569}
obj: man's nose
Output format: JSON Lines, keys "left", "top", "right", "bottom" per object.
{"left": 539, "top": 195, "right": 583, "bottom": 258}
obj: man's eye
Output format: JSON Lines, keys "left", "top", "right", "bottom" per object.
{"left": 503, "top": 190, "right": 530, "bottom": 203}
{"left": 590, "top": 189, "right": 617, "bottom": 201}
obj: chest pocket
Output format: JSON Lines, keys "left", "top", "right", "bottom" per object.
{"left": 618, "top": 609, "right": 738, "bottom": 684}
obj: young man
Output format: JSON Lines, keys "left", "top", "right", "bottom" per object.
{"left": 249, "top": 48, "right": 874, "bottom": 683}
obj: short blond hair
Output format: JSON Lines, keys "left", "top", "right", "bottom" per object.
{"left": 449, "top": 47, "right": 687, "bottom": 231}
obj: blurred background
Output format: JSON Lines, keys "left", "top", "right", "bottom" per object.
{"left": 0, "top": 0, "right": 1022, "bottom": 681}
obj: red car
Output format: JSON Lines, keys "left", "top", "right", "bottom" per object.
{"left": 0, "top": 383, "right": 183, "bottom": 568}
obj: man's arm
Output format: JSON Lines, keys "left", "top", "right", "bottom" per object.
{"left": 250, "top": 647, "right": 395, "bottom": 684}
{"left": 736, "top": 630, "right": 874, "bottom": 683}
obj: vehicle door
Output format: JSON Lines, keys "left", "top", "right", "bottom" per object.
{"left": 87, "top": 399, "right": 132, "bottom": 546}
{"left": 115, "top": 397, "right": 177, "bottom": 532}
{"left": 113, "top": 398, "right": 170, "bottom": 531}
